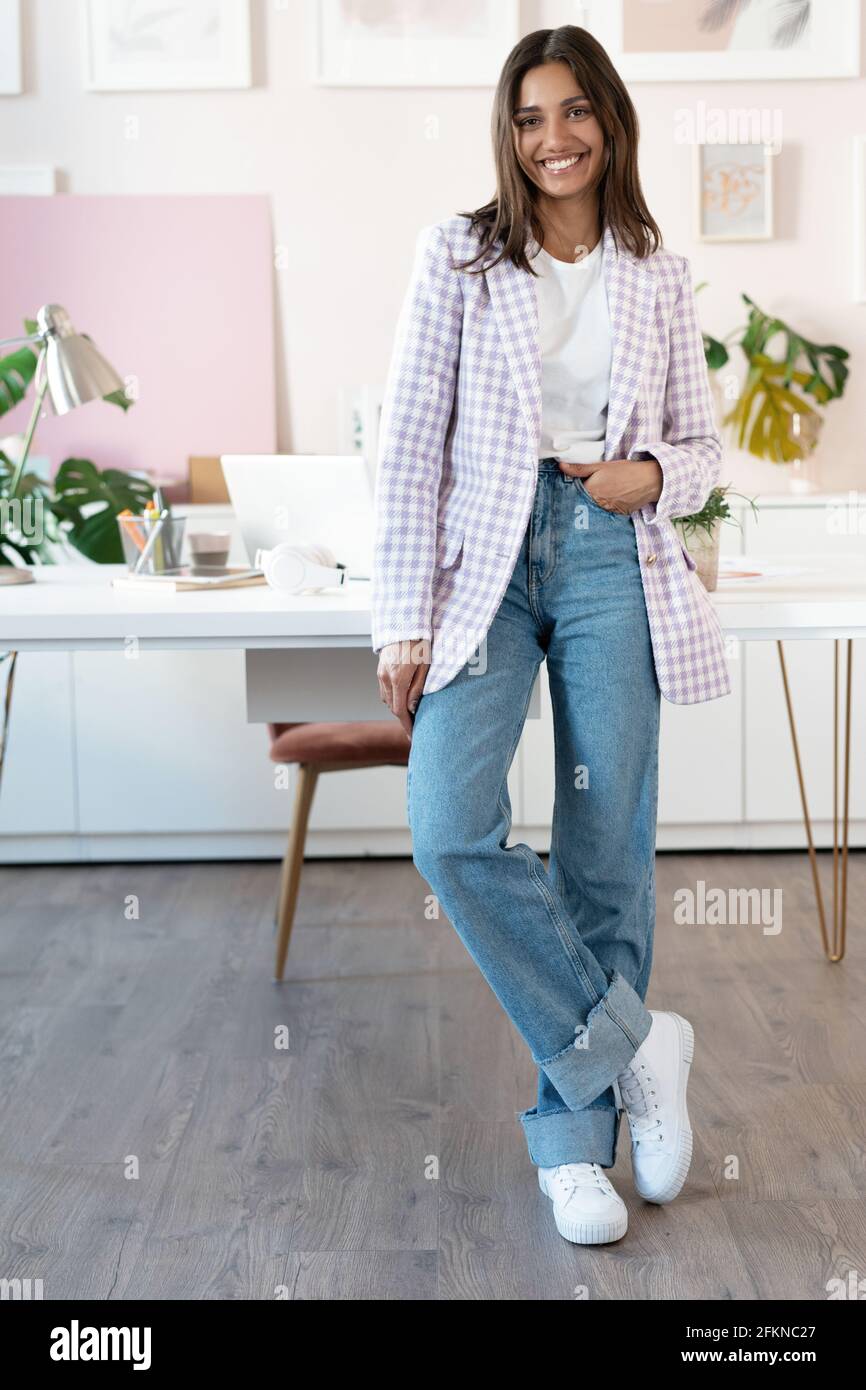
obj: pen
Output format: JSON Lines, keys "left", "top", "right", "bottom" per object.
{"left": 134, "top": 508, "right": 169, "bottom": 575}
{"left": 117, "top": 508, "right": 146, "bottom": 554}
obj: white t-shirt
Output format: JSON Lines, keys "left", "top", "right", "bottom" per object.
{"left": 533, "top": 236, "right": 612, "bottom": 464}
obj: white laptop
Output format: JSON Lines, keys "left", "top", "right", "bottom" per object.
{"left": 220, "top": 455, "right": 374, "bottom": 580}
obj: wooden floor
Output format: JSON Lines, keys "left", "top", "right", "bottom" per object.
{"left": 1, "top": 849, "right": 864, "bottom": 1301}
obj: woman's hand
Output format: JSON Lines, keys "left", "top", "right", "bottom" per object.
{"left": 557, "top": 458, "right": 663, "bottom": 514}
{"left": 377, "top": 638, "right": 432, "bottom": 737}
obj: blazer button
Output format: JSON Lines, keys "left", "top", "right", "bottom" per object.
{"left": 646, "top": 553, "right": 657, "bottom": 565}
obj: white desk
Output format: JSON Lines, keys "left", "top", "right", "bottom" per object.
{"left": 0, "top": 564, "right": 383, "bottom": 722}
{"left": 0, "top": 564, "right": 374, "bottom": 650}
{"left": 5, "top": 555, "right": 866, "bottom": 645}
{"left": 4, "top": 552, "right": 866, "bottom": 692}
{"left": 710, "top": 554, "right": 866, "bottom": 641}
{"left": 1, "top": 554, "right": 863, "bottom": 958}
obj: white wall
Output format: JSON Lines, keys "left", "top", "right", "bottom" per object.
{"left": 2, "top": 0, "right": 865, "bottom": 493}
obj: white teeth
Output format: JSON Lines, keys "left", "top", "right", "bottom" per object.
{"left": 543, "top": 154, "right": 584, "bottom": 170}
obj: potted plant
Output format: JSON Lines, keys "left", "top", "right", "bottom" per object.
{"left": 699, "top": 285, "right": 849, "bottom": 485}
{"left": 673, "top": 484, "right": 759, "bottom": 592}
{"left": 672, "top": 280, "right": 847, "bottom": 587}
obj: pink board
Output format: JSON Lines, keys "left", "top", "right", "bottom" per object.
{"left": 0, "top": 195, "right": 276, "bottom": 484}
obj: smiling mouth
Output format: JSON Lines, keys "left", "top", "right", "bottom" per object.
{"left": 540, "top": 153, "right": 588, "bottom": 172}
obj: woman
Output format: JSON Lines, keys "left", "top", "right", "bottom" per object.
{"left": 371, "top": 26, "right": 730, "bottom": 1246}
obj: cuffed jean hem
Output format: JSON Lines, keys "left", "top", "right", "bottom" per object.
{"left": 519, "top": 1104, "right": 623, "bottom": 1168}
{"left": 534, "top": 968, "right": 653, "bottom": 1112}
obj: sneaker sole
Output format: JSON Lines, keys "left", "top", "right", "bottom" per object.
{"left": 538, "top": 1169, "right": 628, "bottom": 1244}
{"left": 635, "top": 1011, "right": 694, "bottom": 1205}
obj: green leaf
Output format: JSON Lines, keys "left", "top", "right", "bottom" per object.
{"left": 720, "top": 297, "right": 840, "bottom": 463}
{"left": 102, "top": 387, "right": 134, "bottom": 412}
{"left": 739, "top": 293, "right": 849, "bottom": 406}
{"left": 674, "top": 483, "right": 759, "bottom": 540}
{"left": 0, "top": 344, "right": 38, "bottom": 417}
{"left": 51, "top": 458, "right": 156, "bottom": 563}
{"left": 704, "top": 334, "right": 729, "bottom": 370}
{"left": 0, "top": 448, "right": 64, "bottom": 559}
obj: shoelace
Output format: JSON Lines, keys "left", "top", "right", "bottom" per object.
{"left": 550, "top": 1163, "right": 613, "bottom": 1200}
{"left": 618, "top": 1062, "right": 664, "bottom": 1147}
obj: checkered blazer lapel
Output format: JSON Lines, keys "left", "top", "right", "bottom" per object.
{"left": 483, "top": 238, "right": 541, "bottom": 448}
{"left": 484, "top": 222, "right": 657, "bottom": 461}
{"left": 601, "top": 225, "right": 657, "bottom": 460}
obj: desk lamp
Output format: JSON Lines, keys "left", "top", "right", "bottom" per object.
{"left": 0, "top": 304, "right": 125, "bottom": 585}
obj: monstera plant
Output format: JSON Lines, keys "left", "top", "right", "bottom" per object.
{"left": 0, "top": 316, "right": 153, "bottom": 567}
{"left": 698, "top": 286, "right": 849, "bottom": 465}
{"left": 673, "top": 279, "right": 848, "bottom": 586}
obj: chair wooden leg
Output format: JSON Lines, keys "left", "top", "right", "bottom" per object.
{"left": 274, "top": 762, "right": 320, "bottom": 981}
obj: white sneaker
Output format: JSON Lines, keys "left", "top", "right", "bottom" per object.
{"left": 616, "top": 1010, "right": 694, "bottom": 1204}
{"left": 538, "top": 1163, "right": 628, "bottom": 1244}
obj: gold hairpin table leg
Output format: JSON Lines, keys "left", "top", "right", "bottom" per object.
{"left": 777, "top": 639, "right": 852, "bottom": 963}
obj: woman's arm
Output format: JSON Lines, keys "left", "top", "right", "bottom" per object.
{"left": 627, "top": 256, "right": 722, "bottom": 525}
{"left": 370, "top": 222, "right": 464, "bottom": 653}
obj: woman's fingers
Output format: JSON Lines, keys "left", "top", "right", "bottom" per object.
{"left": 390, "top": 671, "right": 422, "bottom": 737}
{"left": 406, "top": 661, "right": 429, "bottom": 715}
{"left": 557, "top": 459, "right": 600, "bottom": 477}
{"left": 377, "top": 640, "right": 430, "bottom": 737}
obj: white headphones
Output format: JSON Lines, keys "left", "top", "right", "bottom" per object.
{"left": 255, "top": 542, "right": 347, "bottom": 594}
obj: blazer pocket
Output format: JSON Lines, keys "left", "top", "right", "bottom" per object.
{"left": 680, "top": 541, "right": 698, "bottom": 572}
{"left": 435, "top": 520, "right": 465, "bottom": 570}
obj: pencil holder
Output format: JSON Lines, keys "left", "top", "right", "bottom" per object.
{"left": 117, "top": 515, "right": 186, "bottom": 575}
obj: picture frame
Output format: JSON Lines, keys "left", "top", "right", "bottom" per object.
{"left": 577, "top": 0, "right": 861, "bottom": 82}
{"left": 854, "top": 135, "right": 866, "bottom": 304}
{"left": 694, "top": 141, "right": 774, "bottom": 242}
{"left": 82, "top": 0, "right": 252, "bottom": 91}
{"left": 0, "top": 0, "right": 22, "bottom": 95}
{"left": 0, "top": 165, "right": 56, "bottom": 194}
{"left": 309, "top": 0, "right": 520, "bottom": 87}
{"left": 338, "top": 382, "right": 386, "bottom": 477}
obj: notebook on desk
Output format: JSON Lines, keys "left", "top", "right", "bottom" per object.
{"left": 220, "top": 454, "right": 374, "bottom": 580}
{"left": 112, "top": 566, "right": 266, "bottom": 592}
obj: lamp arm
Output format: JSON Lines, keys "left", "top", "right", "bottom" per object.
{"left": 8, "top": 346, "right": 49, "bottom": 502}
{"left": 0, "top": 330, "right": 44, "bottom": 351}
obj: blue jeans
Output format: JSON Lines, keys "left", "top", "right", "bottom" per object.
{"left": 407, "top": 457, "right": 661, "bottom": 1168}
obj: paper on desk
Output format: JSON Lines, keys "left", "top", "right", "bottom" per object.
{"left": 717, "top": 558, "right": 814, "bottom": 582}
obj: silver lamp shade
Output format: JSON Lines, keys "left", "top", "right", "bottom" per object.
{"left": 37, "top": 304, "right": 125, "bottom": 415}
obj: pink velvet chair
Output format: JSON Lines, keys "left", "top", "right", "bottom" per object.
{"left": 267, "top": 720, "right": 411, "bottom": 979}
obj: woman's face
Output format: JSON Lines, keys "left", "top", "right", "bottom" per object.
{"left": 512, "top": 60, "right": 605, "bottom": 201}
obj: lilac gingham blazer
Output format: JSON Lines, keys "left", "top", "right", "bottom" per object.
{"left": 370, "top": 215, "right": 732, "bottom": 704}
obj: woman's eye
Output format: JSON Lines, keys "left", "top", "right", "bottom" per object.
{"left": 516, "top": 108, "right": 590, "bottom": 127}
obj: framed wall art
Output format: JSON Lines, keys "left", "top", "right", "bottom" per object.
{"left": 0, "top": 0, "right": 22, "bottom": 94}
{"left": 854, "top": 135, "right": 866, "bottom": 304}
{"left": 694, "top": 141, "right": 774, "bottom": 242}
{"left": 577, "top": 0, "right": 861, "bottom": 81}
{"left": 309, "top": 0, "right": 520, "bottom": 87}
{"left": 83, "top": 0, "right": 252, "bottom": 91}
{"left": 0, "top": 165, "right": 56, "bottom": 194}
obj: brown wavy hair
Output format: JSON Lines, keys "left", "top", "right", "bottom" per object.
{"left": 455, "top": 25, "right": 662, "bottom": 276}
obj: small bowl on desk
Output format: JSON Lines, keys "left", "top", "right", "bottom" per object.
{"left": 117, "top": 514, "right": 186, "bottom": 575}
{"left": 188, "top": 530, "right": 232, "bottom": 575}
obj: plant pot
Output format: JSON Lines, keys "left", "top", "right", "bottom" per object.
{"left": 678, "top": 523, "right": 720, "bottom": 592}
